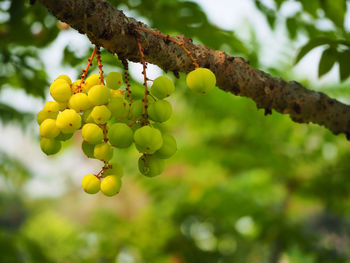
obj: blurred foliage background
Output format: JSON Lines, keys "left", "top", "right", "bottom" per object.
{"left": 1, "top": 0, "right": 350, "bottom": 262}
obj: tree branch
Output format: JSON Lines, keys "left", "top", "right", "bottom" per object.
{"left": 38, "top": 0, "right": 350, "bottom": 139}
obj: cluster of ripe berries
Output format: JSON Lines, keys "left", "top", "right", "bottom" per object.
{"left": 37, "top": 67, "right": 216, "bottom": 197}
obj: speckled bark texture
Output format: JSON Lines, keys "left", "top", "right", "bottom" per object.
{"left": 38, "top": 0, "right": 350, "bottom": 139}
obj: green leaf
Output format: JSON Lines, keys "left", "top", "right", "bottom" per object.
{"left": 300, "top": 0, "right": 319, "bottom": 17}
{"left": 286, "top": 17, "right": 298, "bottom": 39}
{"left": 295, "top": 38, "right": 334, "bottom": 64}
{"left": 321, "top": 0, "right": 347, "bottom": 28}
{"left": 338, "top": 49, "right": 350, "bottom": 81}
{"left": 318, "top": 47, "right": 337, "bottom": 78}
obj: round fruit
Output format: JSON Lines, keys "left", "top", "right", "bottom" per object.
{"left": 91, "top": 105, "right": 111, "bottom": 124}
{"left": 43, "top": 101, "right": 59, "bottom": 113}
{"left": 101, "top": 175, "right": 122, "bottom": 196}
{"left": 133, "top": 126, "right": 163, "bottom": 154}
{"left": 56, "top": 74, "right": 72, "bottom": 85}
{"left": 93, "top": 142, "right": 113, "bottom": 161}
{"left": 50, "top": 79, "right": 71, "bottom": 102}
{"left": 83, "top": 74, "right": 100, "bottom": 93}
{"left": 56, "top": 132, "right": 73, "bottom": 141}
{"left": 82, "top": 109, "right": 94, "bottom": 124}
{"left": 81, "top": 141, "right": 95, "bottom": 158}
{"left": 36, "top": 110, "right": 58, "bottom": 125}
{"left": 107, "top": 123, "right": 133, "bottom": 148}
{"left": 154, "top": 133, "right": 177, "bottom": 159}
{"left": 81, "top": 174, "right": 100, "bottom": 194}
{"left": 88, "top": 85, "right": 110, "bottom": 105}
{"left": 106, "top": 72, "right": 123, "bottom": 90}
{"left": 151, "top": 76, "right": 175, "bottom": 99}
{"left": 40, "top": 138, "right": 61, "bottom": 155}
{"left": 103, "top": 161, "right": 124, "bottom": 178}
{"left": 56, "top": 109, "right": 81, "bottom": 133}
{"left": 129, "top": 100, "right": 144, "bottom": 119}
{"left": 110, "top": 89, "right": 125, "bottom": 99}
{"left": 138, "top": 154, "right": 165, "bottom": 177}
{"left": 148, "top": 100, "right": 172, "bottom": 123}
{"left": 57, "top": 101, "right": 68, "bottom": 111}
{"left": 107, "top": 97, "right": 129, "bottom": 120}
{"left": 81, "top": 123, "right": 104, "bottom": 144}
{"left": 186, "top": 68, "right": 216, "bottom": 94}
{"left": 39, "top": 119, "right": 60, "bottom": 139}
{"left": 69, "top": 93, "right": 92, "bottom": 112}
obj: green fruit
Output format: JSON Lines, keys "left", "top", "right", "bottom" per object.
{"left": 36, "top": 110, "right": 58, "bottom": 125}
{"left": 88, "top": 85, "right": 110, "bottom": 105}
{"left": 81, "top": 123, "right": 104, "bottom": 144}
{"left": 110, "top": 89, "right": 125, "bottom": 99}
{"left": 151, "top": 76, "right": 175, "bottom": 99}
{"left": 148, "top": 100, "right": 172, "bottom": 123}
{"left": 50, "top": 79, "right": 72, "bottom": 102}
{"left": 134, "top": 126, "right": 163, "bottom": 154}
{"left": 56, "top": 109, "right": 81, "bottom": 133}
{"left": 39, "top": 119, "right": 60, "bottom": 139}
{"left": 107, "top": 123, "right": 133, "bottom": 148}
{"left": 129, "top": 100, "right": 144, "bottom": 119}
{"left": 93, "top": 142, "right": 113, "bottom": 161}
{"left": 138, "top": 154, "right": 165, "bottom": 177}
{"left": 43, "top": 101, "right": 59, "bottom": 113}
{"left": 83, "top": 74, "right": 100, "bottom": 93}
{"left": 103, "top": 161, "right": 124, "bottom": 178}
{"left": 81, "top": 174, "right": 100, "bottom": 194}
{"left": 100, "top": 175, "right": 122, "bottom": 196}
{"left": 56, "top": 132, "right": 73, "bottom": 141}
{"left": 82, "top": 109, "right": 95, "bottom": 124}
{"left": 91, "top": 105, "right": 111, "bottom": 124}
{"left": 186, "top": 68, "right": 216, "bottom": 94}
{"left": 107, "top": 97, "right": 129, "bottom": 120}
{"left": 154, "top": 133, "right": 177, "bottom": 159}
{"left": 56, "top": 74, "right": 72, "bottom": 85}
{"left": 69, "top": 93, "right": 92, "bottom": 112}
{"left": 40, "top": 138, "right": 61, "bottom": 155}
{"left": 106, "top": 72, "right": 123, "bottom": 90}
{"left": 81, "top": 141, "right": 95, "bottom": 158}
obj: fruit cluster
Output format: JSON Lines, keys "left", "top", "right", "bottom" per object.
{"left": 37, "top": 46, "right": 216, "bottom": 197}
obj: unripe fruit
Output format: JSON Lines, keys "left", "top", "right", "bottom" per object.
{"left": 91, "top": 105, "right": 111, "bottom": 124}
{"left": 50, "top": 79, "right": 71, "bottom": 102}
{"left": 129, "top": 100, "right": 144, "bottom": 119}
{"left": 107, "top": 97, "right": 129, "bottom": 120}
{"left": 40, "top": 119, "right": 60, "bottom": 139}
{"left": 81, "top": 123, "right": 104, "bottom": 144}
{"left": 69, "top": 93, "right": 92, "bottom": 112}
{"left": 138, "top": 154, "right": 165, "bottom": 177}
{"left": 134, "top": 126, "right": 163, "bottom": 154}
{"left": 148, "top": 100, "right": 172, "bottom": 123}
{"left": 56, "top": 132, "right": 73, "bottom": 141}
{"left": 107, "top": 123, "right": 133, "bottom": 148}
{"left": 56, "top": 109, "right": 81, "bottom": 133}
{"left": 37, "top": 110, "right": 58, "bottom": 125}
{"left": 82, "top": 109, "right": 94, "bottom": 124}
{"left": 43, "top": 101, "right": 59, "bottom": 113}
{"left": 40, "top": 138, "right": 61, "bottom": 155}
{"left": 81, "top": 174, "right": 100, "bottom": 194}
{"left": 151, "top": 76, "right": 175, "bottom": 99}
{"left": 56, "top": 74, "right": 72, "bottom": 85}
{"left": 83, "top": 74, "right": 100, "bottom": 93}
{"left": 100, "top": 175, "right": 122, "bottom": 196}
{"left": 154, "top": 133, "right": 177, "bottom": 159}
{"left": 93, "top": 142, "right": 113, "bottom": 161}
{"left": 103, "top": 161, "right": 124, "bottom": 178}
{"left": 88, "top": 85, "right": 110, "bottom": 105}
{"left": 81, "top": 141, "right": 95, "bottom": 158}
{"left": 106, "top": 72, "right": 123, "bottom": 90}
{"left": 110, "top": 89, "right": 125, "bottom": 99}
{"left": 186, "top": 68, "right": 216, "bottom": 94}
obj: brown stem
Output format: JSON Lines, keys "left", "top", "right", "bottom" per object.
{"left": 76, "top": 46, "right": 97, "bottom": 93}
{"left": 121, "top": 58, "right": 133, "bottom": 103}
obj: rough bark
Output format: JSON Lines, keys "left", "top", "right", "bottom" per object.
{"left": 38, "top": 0, "right": 350, "bottom": 139}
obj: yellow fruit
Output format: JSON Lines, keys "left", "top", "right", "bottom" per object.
{"left": 56, "top": 109, "right": 81, "bottom": 133}
{"left": 88, "top": 85, "right": 110, "bottom": 105}
{"left": 56, "top": 75, "right": 72, "bottom": 85}
{"left": 39, "top": 119, "right": 60, "bottom": 139}
{"left": 100, "top": 175, "right": 122, "bottom": 196}
{"left": 50, "top": 79, "right": 71, "bottom": 102}
{"left": 110, "top": 89, "right": 125, "bottom": 98}
{"left": 81, "top": 123, "right": 104, "bottom": 144}
{"left": 91, "top": 105, "right": 111, "bottom": 124}
{"left": 83, "top": 74, "right": 100, "bottom": 93}
{"left": 81, "top": 174, "right": 100, "bottom": 194}
{"left": 93, "top": 142, "right": 113, "bottom": 161}
{"left": 36, "top": 110, "right": 58, "bottom": 125}
{"left": 43, "top": 101, "right": 59, "bottom": 113}
{"left": 186, "top": 68, "right": 216, "bottom": 94}
{"left": 69, "top": 93, "right": 92, "bottom": 112}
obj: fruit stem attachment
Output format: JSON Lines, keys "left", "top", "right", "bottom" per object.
{"left": 77, "top": 46, "right": 98, "bottom": 93}
{"left": 121, "top": 58, "right": 133, "bottom": 104}
{"left": 96, "top": 48, "right": 105, "bottom": 85}
{"left": 136, "top": 38, "right": 150, "bottom": 125}
{"left": 134, "top": 26, "right": 199, "bottom": 69}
